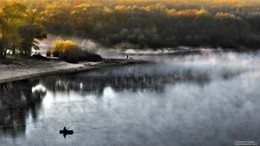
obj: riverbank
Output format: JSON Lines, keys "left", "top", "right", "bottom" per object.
{"left": 0, "top": 58, "right": 149, "bottom": 84}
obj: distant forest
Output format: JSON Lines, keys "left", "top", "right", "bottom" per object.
{"left": 1, "top": 0, "right": 260, "bottom": 56}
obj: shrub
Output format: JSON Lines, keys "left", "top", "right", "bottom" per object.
{"left": 51, "top": 40, "right": 78, "bottom": 57}
{"left": 51, "top": 40, "right": 102, "bottom": 63}
{"left": 65, "top": 48, "right": 81, "bottom": 63}
{"left": 46, "top": 50, "right": 51, "bottom": 57}
{"left": 79, "top": 51, "right": 103, "bottom": 62}
{"left": 52, "top": 50, "right": 60, "bottom": 57}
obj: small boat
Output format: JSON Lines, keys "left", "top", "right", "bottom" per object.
{"left": 60, "top": 127, "right": 74, "bottom": 138}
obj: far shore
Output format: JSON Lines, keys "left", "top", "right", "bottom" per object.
{"left": 0, "top": 58, "right": 150, "bottom": 84}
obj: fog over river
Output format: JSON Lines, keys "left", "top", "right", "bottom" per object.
{"left": 0, "top": 51, "right": 260, "bottom": 146}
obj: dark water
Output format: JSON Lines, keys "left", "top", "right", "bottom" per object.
{"left": 0, "top": 52, "right": 260, "bottom": 146}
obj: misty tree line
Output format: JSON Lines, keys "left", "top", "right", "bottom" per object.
{"left": 2, "top": 0, "right": 260, "bottom": 60}
{"left": 42, "top": 1, "right": 260, "bottom": 49}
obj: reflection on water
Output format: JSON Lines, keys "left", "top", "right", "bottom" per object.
{"left": 0, "top": 52, "right": 260, "bottom": 146}
{"left": 41, "top": 65, "right": 211, "bottom": 97}
{"left": 0, "top": 80, "right": 46, "bottom": 137}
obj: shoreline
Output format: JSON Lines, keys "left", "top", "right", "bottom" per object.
{"left": 0, "top": 58, "right": 150, "bottom": 84}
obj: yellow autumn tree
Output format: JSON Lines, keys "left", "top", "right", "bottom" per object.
{"left": 51, "top": 40, "right": 78, "bottom": 57}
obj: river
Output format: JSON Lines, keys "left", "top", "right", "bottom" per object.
{"left": 0, "top": 51, "right": 260, "bottom": 146}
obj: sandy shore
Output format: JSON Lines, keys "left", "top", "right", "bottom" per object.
{"left": 0, "top": 58, "right": 149, "bottom": 84}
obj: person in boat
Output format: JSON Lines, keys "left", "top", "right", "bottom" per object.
{"left": 60, "top": 127, "right": 74, "bottom": 138}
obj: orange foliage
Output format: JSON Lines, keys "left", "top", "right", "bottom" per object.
{"left": 215, "top": 12, "right": 235, "bottom": 18}
{"left": 142, "top": 4, "right": 166, "bottom": 12}
{"left": 173, "top": 9, "right": 209, "bottom": 16}
{"left": 52, "top": 40, "right": 78, "bottom": 54}
{"left": 168, "top": 0, "right": 177, "bottom": 4}
{"left": 72, "top": 0, "right": 82, "bottom": 6}
{"left": 115, "top": 5, "right": 128, "bottom": 12}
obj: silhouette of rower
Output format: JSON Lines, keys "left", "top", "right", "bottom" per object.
{"left": 60, "top": 127, "right": 74, "bottom": 138}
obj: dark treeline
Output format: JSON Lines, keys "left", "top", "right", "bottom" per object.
{"left": 2, "top": 0, "right": 260, "bottom": 53}
{"left": 41, "top": 0, "right": 260, "bottom": 49}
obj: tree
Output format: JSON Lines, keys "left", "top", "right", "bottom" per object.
{"left": 18, "top": 8, "right": 46, "bottom": 56}
{"left": 0, "top": 39, "right": 6, "bottom": 59}
{"left": 0, "top": 1, "right": 26, "bottom": 58}
{"left": 0, "top": 1, "right": 46, "bottom": 58}
{"left": 42, "top": 1, "right": 72, "bottom": 34}
{"left": 18, "top": 24, "right": 44, "bottom": 55}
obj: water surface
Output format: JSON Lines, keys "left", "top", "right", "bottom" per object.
{"left": 0, "top": 52, "right": 260, "bottom": 146}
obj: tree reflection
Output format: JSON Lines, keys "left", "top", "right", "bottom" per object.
{"left": 41, "top": 68, "right": 210, "bottom": 97}
{"left": 0, "top": 80, "right": 46, "bottom": 137}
